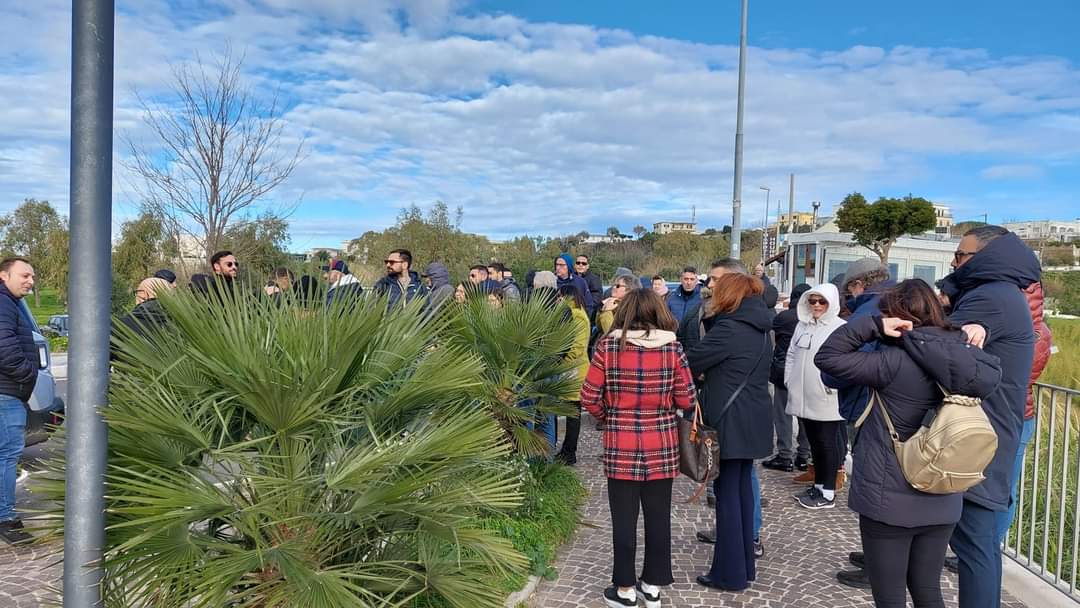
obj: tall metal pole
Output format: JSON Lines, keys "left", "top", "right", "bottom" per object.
{"left": 787, "top": 173, "right": 795, "bottom": 233}
{"left": 66, "top": 0, "right": 114, "bottom": 605}
{"left": 759, "top": 186, "right": 770, "bottom": 257}
{"left": 729, "top": 0, "right": 749, "bottom": 260}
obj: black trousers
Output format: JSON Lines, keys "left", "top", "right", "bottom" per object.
{"left": 607, "top": 477, "right": 675, "bottom": 587}
{"left": 860, "top": 515, "right": 955, "bottom": 608}
{"left": 802, "top": 419, "right": 843, "bottom": 490}
{"left": 558, "top": 401, "right": 582, "bottom": 457}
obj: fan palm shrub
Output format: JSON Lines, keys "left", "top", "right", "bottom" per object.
{"left": 33, "top": 288, "right": 528, "bottom": 607}
{"left": 444, "top": 293, "right": 580, "bottom": 457}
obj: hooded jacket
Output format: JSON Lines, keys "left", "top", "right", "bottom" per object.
{"left": 1024, "top": 281, "right": 1052, "bottom": 420}
{"left": 815, "top": 314, "right": 1003, "bottom": 527}
{"left": 423, "top": 262, "right": 454, "bottom": 311}
{"left": 499, "top": 278, "right": 521, "bottom": 302}
{"left": 564, "top": 301, "right": 591, "bottom": 396}
{"left": 686, "top": 295, "right": 774, "bottom": 460}
{"left": 327, "top": 273, "right": 364, "bottom": 307}
{"left": 666, "top": 283, "right": 702, "bottom": 324}
{"left": 770, "top": 283, "right": 811, "bottom": 385}
{"left": 374, "top": 270, "right": 427, "bottom": 310}
{"left": 938, "top": 232, "right": 1039, "bottom": 511}
{"left": 784, "top": 284, "right": 846, "bottom": 421}
{"left": 554, "top": 254, "right": 595, "bottom": 314}
{"left": 0, "top": 283, "right": 38, "bottom": 402}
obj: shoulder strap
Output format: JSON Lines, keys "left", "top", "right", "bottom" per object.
{"left": 712, "top": 333, "right": 770, "bottom": 424}
{"left": 857, "top": 391, "right": 899, "bottom": 441}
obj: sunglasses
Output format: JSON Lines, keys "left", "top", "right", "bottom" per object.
{"left": 807, "top": 297, "right": 828, "bottom": 306}
{"left": 384, "top": 259, "right": 404, "bottom": 265}
{"left": 953, "top": 250, "right": 976, "bottom": 263}
{"left": 225, "top": 262, "right": 238, "bottom": 268}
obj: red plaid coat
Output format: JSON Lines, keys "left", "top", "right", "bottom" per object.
{"left": 580, "top": 335, "right": 697, "bottom": 481}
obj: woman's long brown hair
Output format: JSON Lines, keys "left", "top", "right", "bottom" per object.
{"left": 611, "top": 289, "right": 678, "bottom": 349}
{"left": 706, "top": 273, "right": 764, "bottom": 316}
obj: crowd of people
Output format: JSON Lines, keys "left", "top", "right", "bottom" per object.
{"left": 0, "top": 224, "right": 1052, "bottom": 608}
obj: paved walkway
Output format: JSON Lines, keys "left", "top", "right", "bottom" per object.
{"left": 529, "top": 415, "right": 1029, "bottom": 608}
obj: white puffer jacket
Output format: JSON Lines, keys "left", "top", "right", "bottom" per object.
{"left": 784, "top": 283, "right": 846, "bottom": 421}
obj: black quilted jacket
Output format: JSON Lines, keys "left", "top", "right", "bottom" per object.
{"left": 0, "top": 282, "right": 38, "bottom": 402}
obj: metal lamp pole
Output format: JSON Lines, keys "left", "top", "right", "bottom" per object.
{"left": 759, "top": 185, "right": 770, "bottom": 257}
{"left": 66, "top": 0, "right": 114, "bottom": 605}
{"left": 729, "top": 0, "right": 749, "bottom": 259}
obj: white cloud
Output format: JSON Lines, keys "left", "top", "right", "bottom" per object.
{"left": 980, "top": 164, "right": 1046, "bottom": 180}
{"left": 1, "top": 0, "right": 1077, "bottom": 245}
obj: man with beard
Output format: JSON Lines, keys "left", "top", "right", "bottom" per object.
{"left": 373, "top": 249, "right": 427, "bottom": 310}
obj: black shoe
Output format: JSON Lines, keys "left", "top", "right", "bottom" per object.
{"left": 795, "top": 487, "right": 835, "bottom": 510}
{"left": 836, "top": 569, "right": 872, "bottom": 589}
{"left": 943, "top": 555, "right": 959, "bottom": 573}
{"left": 706, "top": 494, "right": 716, "bottom": 508}
{"left": 849, "top": 551, "right": 865, "bottom": 569}
{"left": 0, "top": 519, "right": 32, "bottom": 545}
{"left": 754, "top": 540, "right": 764, "bottom": 559}
{"left": 696, "top": 574, "right": 744, "bottom": 591}
{"left": 762, "top": 455, "right": 794, "bottom": 472}
{"left": 696, "top": 530, "right": 716, "bottom": 544}
{"left": 636, "top": 580, "right": 661, "bottom": 608}
{"left": 603, "top": 586, "right": 636, "bottom": 607}
{"left": 554, "top": 452, "right": 577, "bottom": 466}
{"left": 794, "top": 456, "right": 810, "bottom": 471}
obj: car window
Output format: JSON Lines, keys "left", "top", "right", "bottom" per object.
{"left": 18, "top": 300, "right": 41, "bottom": 333}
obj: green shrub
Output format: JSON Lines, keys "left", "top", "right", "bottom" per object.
{"left": 33, "top": 289, "right": 530, "bottom": 608}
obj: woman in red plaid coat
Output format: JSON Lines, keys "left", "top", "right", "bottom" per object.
{"left": 581, "top": 289, "right": 698, "bottom": 608}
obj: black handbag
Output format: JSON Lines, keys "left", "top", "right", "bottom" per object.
{"left": 679, "top": 333, "right": 769, "bottom": 499}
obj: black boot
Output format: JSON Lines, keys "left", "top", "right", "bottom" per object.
{"left": 762, "top": 455, "right": 794, "bottom": 472}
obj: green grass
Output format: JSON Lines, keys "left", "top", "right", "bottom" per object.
{"left": 26, "top": 287, "right": 65, "bottom": 326}
{"left": 1043, "top": 318, "right": 1080, "bottom": 390}
{"left": 413, "top": 460, "right": 586, "bottom": 607}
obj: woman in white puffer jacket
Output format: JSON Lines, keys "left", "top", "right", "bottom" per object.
{"left": 785, "top": 283, "right": 846, "bottom": 510}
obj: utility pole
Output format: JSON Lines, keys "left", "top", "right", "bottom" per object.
{"left": 787, "top": 173, "right": 795, "bottom": 234}
{"left": 66, "top": 0, "right": 114, "bottom": 605}
{"left": 759, "top": 186, "right": 770, "bottom": 257}
{"left": 729, "top": 0, "right": 749, "bottom": 259}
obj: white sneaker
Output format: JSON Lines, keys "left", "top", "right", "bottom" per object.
{"left": 636, "top": 580, "right": 661, "bottom": 608}
{"left": 603, "top": 586, "right": 636, "bottom": 608}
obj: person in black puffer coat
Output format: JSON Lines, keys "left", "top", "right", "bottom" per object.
{"left": 762, "top": 283, "right": 812, "bottom": 472}
{"left": 815, "top": 279, "right": 1002, "bottom": 608}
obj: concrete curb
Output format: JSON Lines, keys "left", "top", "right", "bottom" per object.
{"left": 505, "top": 575, "right": 541, "bottom": 608}
{"left": 1003, "top": 557, "right": 1076, "bottom": 608}
{"left": 50, "top": 353, "right": 67, "bottom": 380}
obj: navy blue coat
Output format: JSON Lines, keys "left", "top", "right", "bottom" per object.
{"left": 373, "top": 271, "right": 427, "bottom": 310}
{"left": 686, "top": 296, "right": 774, "bottom": 460}
{"left": 939, "top": 233, "right": 1039, "bottom": 511}
{"left": 823, "top": 280, "right": 895, "bottom": 421}
{"left": 666, "top": 285, "right": 702, "bottom": 324}
{"left": 0, "top": 283, "right": 38, "bottom": 403}
{"left": 815, "top": 315, "right": 1002, "bottom": 527}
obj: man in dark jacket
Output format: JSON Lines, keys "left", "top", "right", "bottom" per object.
{"left": 421, "top": 262, "right": 454, "bottom": 311}
{"left": 373, "top": 249, "right": 427, "bottom": 310}
{"left": 574, "top": 255, "right": 603, "bottom": 309}
{"left": 554, "top": 254, "right": 595, "bottom": 315}
{"left": 324, "top": 259, "right": 364, "bottom": 308}
{"left": 667, "top": 267, "right": 703, "bottom": 324}
{"left": 0, "top": 257, "right": 38, "bottom": 544}
{"left": 939, "top": 226, "right": 1038, "bottom": 608}
{"left": 762, "top": 283, "right": 812, "bottom": 472}
{"left": 487, "top": 262, "right": 521, "bottom": 302}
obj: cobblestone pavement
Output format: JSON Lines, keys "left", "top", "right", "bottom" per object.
{"left": 0, "top": 540, "right": 61, "bottom": 607}
{"left": 529, "top": 415, "right": 1028, "bottom": 608}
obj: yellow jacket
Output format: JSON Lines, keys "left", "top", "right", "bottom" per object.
{"left": 566, "top": 303, "right": 591, "bottom": 397}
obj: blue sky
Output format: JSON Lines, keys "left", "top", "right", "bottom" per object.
{"left": 1, "top": 0, "right": 1078, "bottom": 251}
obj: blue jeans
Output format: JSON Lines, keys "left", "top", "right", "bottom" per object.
{"left": 751, "top": 465, "right": 762, "bottom": 542}
{"left": 0, "top": 396, "right": 27, "bottom": 522}
{"left": 996, "top": 417, "right": 1035, "bottom": 545}
{"left": 950, "top": 499, "right": 1001, "bottom": 608}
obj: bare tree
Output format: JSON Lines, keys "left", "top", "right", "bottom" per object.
{"left": 125, "top": 49, "right": 302, "bottom": 266}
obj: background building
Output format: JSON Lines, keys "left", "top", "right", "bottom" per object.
{"left": 652, "top": 221, "right": 697, "bottom": 235}
{"left": 1003, "top": 219, "right": 1080, "bottom": 243}
{"left": 933, "top": 204, "right": 953, "bottom": 234}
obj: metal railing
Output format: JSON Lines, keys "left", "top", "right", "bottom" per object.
{"left": 1004, "top": 381, "right": 1080, "bottom": 601}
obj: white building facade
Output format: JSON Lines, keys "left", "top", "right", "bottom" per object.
{"left": 1003, "top": 220, "right": 1080, "bottom": 243}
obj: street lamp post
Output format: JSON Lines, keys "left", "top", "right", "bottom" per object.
{"left": 729, "top": 0, "right": 749, "bottom": 260}
{"left": 811, "top": 201, "right": 821, "bottom": 230}
{"left": 759, "top": 186, "right": 770, "bottom": 257}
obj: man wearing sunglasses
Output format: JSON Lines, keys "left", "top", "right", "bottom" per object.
{"left": 373, "top": 249, "right": 427, "bottom": 310}
{"left": 553, "top": 254, "right": 594, "bottom": 315}
{"left": 574, "top": 256, "right": 603, "bottom": 310}
{"left": 207, "top": 250, "right": 241, "bottom": 302}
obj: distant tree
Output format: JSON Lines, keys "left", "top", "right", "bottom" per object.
{"left": 835, "top": 193, "right": 937, "bottom": 264}
{"left": 316, "top": 250, "right": 331, "bottom": 263}
{"left": 606, "top": 226, "right": 621, "bottom": 238}
{"left": 114, "top": 211, "right": 169, "bottom": 289}
{"left": 220, "top": 212, "right": 291, "bottom": 280}
{"left": 125, "top": 48, "right": 302, "bottom": 265}
{"left": 0, "top": 198, "right": 65, "bottom": 306}
{"left": 40, "top": 221, "right": 70, "bottom": 303}
{"left": 632, "top": 225, "right": 647, "bottom": 239}
{"left": 702, "top": 227, "right": 719, "bottom": 236}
